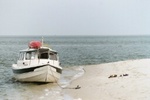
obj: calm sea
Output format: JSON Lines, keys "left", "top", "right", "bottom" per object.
{"left": 1, "top": 36, "right": 150, "bottom": 100}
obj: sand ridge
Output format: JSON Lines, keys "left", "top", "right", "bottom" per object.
{"left": 64, "top": 59, "right": 150, "bottom": 100}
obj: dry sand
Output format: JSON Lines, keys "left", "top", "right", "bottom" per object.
{"left": 64, "top": 59, "right": 150, "bottom": 100}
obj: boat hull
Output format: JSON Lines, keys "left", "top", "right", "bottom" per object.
{"left": 12, "top": 65, "right": 61, "bottom": 83}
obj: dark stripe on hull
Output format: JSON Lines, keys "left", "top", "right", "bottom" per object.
{"left": 13, "top": 64, "right": 62, "bottom": 74}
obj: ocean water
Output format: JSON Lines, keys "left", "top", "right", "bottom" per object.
{"left": 1, "top": 36, "right": 150, "bottom": 100}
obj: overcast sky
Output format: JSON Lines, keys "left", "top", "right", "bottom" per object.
{"left": 0, "top": 0, "right": 150, "bottom": 36}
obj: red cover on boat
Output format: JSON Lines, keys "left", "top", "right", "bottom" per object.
{"left": 29, "top": 41, "right": 42, "bottom": 49}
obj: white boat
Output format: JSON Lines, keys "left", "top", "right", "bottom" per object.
{"left": 12, "top": 40, "right": 62, "bottom": 83}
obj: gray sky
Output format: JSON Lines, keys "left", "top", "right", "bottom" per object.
{"left": 0, "top": 0, "right": 150, "bottom": 36}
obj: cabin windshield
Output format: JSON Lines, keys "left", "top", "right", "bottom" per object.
{"left": 50, "top": 53, "right": 57, "bottom": 60}
{"left": 25, "top": 51, "right": 36, "bottom": 60}
{"left": 38, "top": 49, "right": 49, "bottom": 59}
{"left": 38, "top": 49, "right": 58, "bottom": 60}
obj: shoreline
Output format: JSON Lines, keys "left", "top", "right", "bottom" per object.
{"left": 63, "top": 59, "right": 150, "bottom": 100}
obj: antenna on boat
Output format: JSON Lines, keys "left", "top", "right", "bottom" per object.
{"left": 42, "top": 37, "right": 44, "bottom": 46}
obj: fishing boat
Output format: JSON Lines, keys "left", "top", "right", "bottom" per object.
{"left": 12, "top": 40, "right": 62, "bottom": 83}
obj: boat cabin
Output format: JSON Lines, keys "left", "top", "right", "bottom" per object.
{"left": 19, "top": 48, "right": 57, "bottom": 60}
{"left": 17, "top": 47, "right": 59, "bottom": 67}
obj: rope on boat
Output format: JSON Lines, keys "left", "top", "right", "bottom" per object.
{"left": 49, "top": 66, "right": 81, "bottom": 90}
{"left": 63, "top": 85, "right": 81, "bottom": 89}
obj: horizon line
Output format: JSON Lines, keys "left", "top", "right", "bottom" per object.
{"left": 0, "top": 34, "right": 150, "bottom": 37}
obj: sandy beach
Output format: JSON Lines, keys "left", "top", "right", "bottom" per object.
{"left": 64, "top": 59, "right": 150, "bottom": 100}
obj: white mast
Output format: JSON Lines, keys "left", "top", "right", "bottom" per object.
{"left": 42, "top": 37, "right": 44, "bottom": 46}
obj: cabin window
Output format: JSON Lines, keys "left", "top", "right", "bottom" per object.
{"left": 26, "top": 52, "right": 31, "bottom": 60}
{"left": 31, "top": 52, "right": 36, "bottom": 59}
{"left": 40, "top": 53, "right": 48, "bottom": 59}
{"left": 19, "top": 52, "right": 24, "bottom": 60}
{"left": 50, "top": 53, "right": 57, "bottom": 60}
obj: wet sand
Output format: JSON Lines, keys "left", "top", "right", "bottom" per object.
{"left": 64, "top": 59, "right": 150, "bottom": 100}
